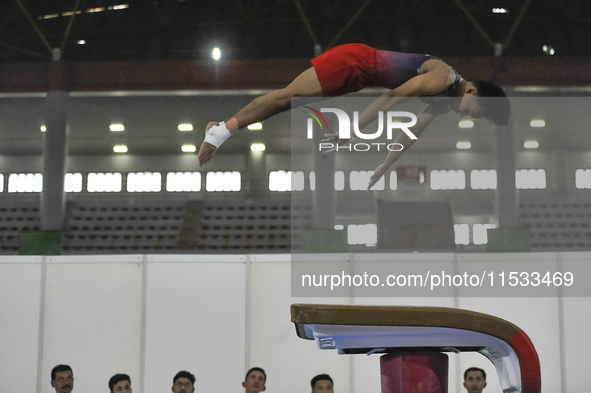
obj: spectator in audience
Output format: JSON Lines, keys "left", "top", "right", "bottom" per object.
{"left": 311, "top": 374, "right": 334, "bottom": 393}
{"left": 172, "top": 371, "right": 196, "bottom": 393}
{"left": 51, "top": 364, "right": 74, "bottom": 393}
{"left": 463, "top": 367, "right": 487, "bottom": 393}
{"left": 242, "top": 367, "right": 267, "bottom": 393}
{"left": 109, "top": 374, "right": 132, "bottom": 393}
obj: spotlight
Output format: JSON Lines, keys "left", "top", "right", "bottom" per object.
{"left": 212, "top": 47, "right": 221, "bottom": 60}
{"left": 542, "top": 45, "right": 555, "bottom": 55}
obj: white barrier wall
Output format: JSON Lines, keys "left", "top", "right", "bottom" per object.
{"left": 41, "top": 255, "right": 144, "bottom": 393}
{"left": 144, "top": 255, "right": 246, "bottom": 393}
{"left": 249, "top": 255, "right": 351, "bottom": 393}
{"left": 0, "top": 256, "right": 42, "bottom": 393}
{"left": 1, "top": 253, "right": 590, "bottom": 393}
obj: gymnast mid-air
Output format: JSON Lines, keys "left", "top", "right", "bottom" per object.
{"left": 198, "top": 43, "right": 510, "bottom": 190}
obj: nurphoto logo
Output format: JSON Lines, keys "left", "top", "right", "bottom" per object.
{"left": 304, "top": 107, "right": 419, "bottom": 152}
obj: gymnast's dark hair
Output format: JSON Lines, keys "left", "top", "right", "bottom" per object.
{"left": 245, "top": 367, "right": 267, "bottom": 382}
{"left": 311, "top": 374, "right": 333, "bottom": 389}
{"left": 173, "top": 370, "right": 196, "bottom": 385}
{"left": 473, "top": 80, "right": 511, "bottom": 126}
{"left": 51, "top": 364, "right": 72, "bottom": 381}
{"left": 109, "top": 374, "right": 130, "bottom": 391}
{"left": 464, "top": 367, "right": 487, "bottom": 381}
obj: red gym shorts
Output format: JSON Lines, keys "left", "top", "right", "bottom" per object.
{"left": 311, "top": 43, "right": 377, "bottom": 96}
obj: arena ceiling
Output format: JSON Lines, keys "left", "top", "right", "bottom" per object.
{"left": 0, "top": 0, "right": 590, "bottom": 157}
{"left": 0, "top": 0, "right": 590, "bottom": 63}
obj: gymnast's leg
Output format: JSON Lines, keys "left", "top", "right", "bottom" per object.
{"left": 198, "top": 67, "right": 324, "bottom": 166}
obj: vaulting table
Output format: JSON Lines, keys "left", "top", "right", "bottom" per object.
{"left": 291, "top": 304, "right": 541, "bottom": 393}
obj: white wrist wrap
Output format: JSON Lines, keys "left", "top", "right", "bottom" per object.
{"left": 204, "top": 121, "right": 232, "bottom": 148}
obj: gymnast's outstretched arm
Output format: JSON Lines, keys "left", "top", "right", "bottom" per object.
{"left": 323, "top": 67, "right": 453, "bottom": 147}
{"left": 358, "top": 71, "right": 450, "bottom": 128}
{"left": 366, "top": 103, "right": 450, "bottom": 190}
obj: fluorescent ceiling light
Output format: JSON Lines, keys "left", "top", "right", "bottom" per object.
{"left": 459, "top": 120, "right": 474, "bottom": 129}
{"left": 110, "top": 123, "right": 125, "bottom": 132}
{"left": 250, "top": 143, "right": 266, "bottom": 151}
{"left": 247, "top": 122, "right": 263, "bottom": 130}
{"left": 181, "top": 144, "right": 196, "bottom": 153}
{"left": 178, "top": 123, "right": 193, "bottom": 131}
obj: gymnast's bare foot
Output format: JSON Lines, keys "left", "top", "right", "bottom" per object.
{"left": 198, "top": 141, "right": 217, "bottom": 166}
{"left": 199, "top": 121, "right": 229, "bottom": 166}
